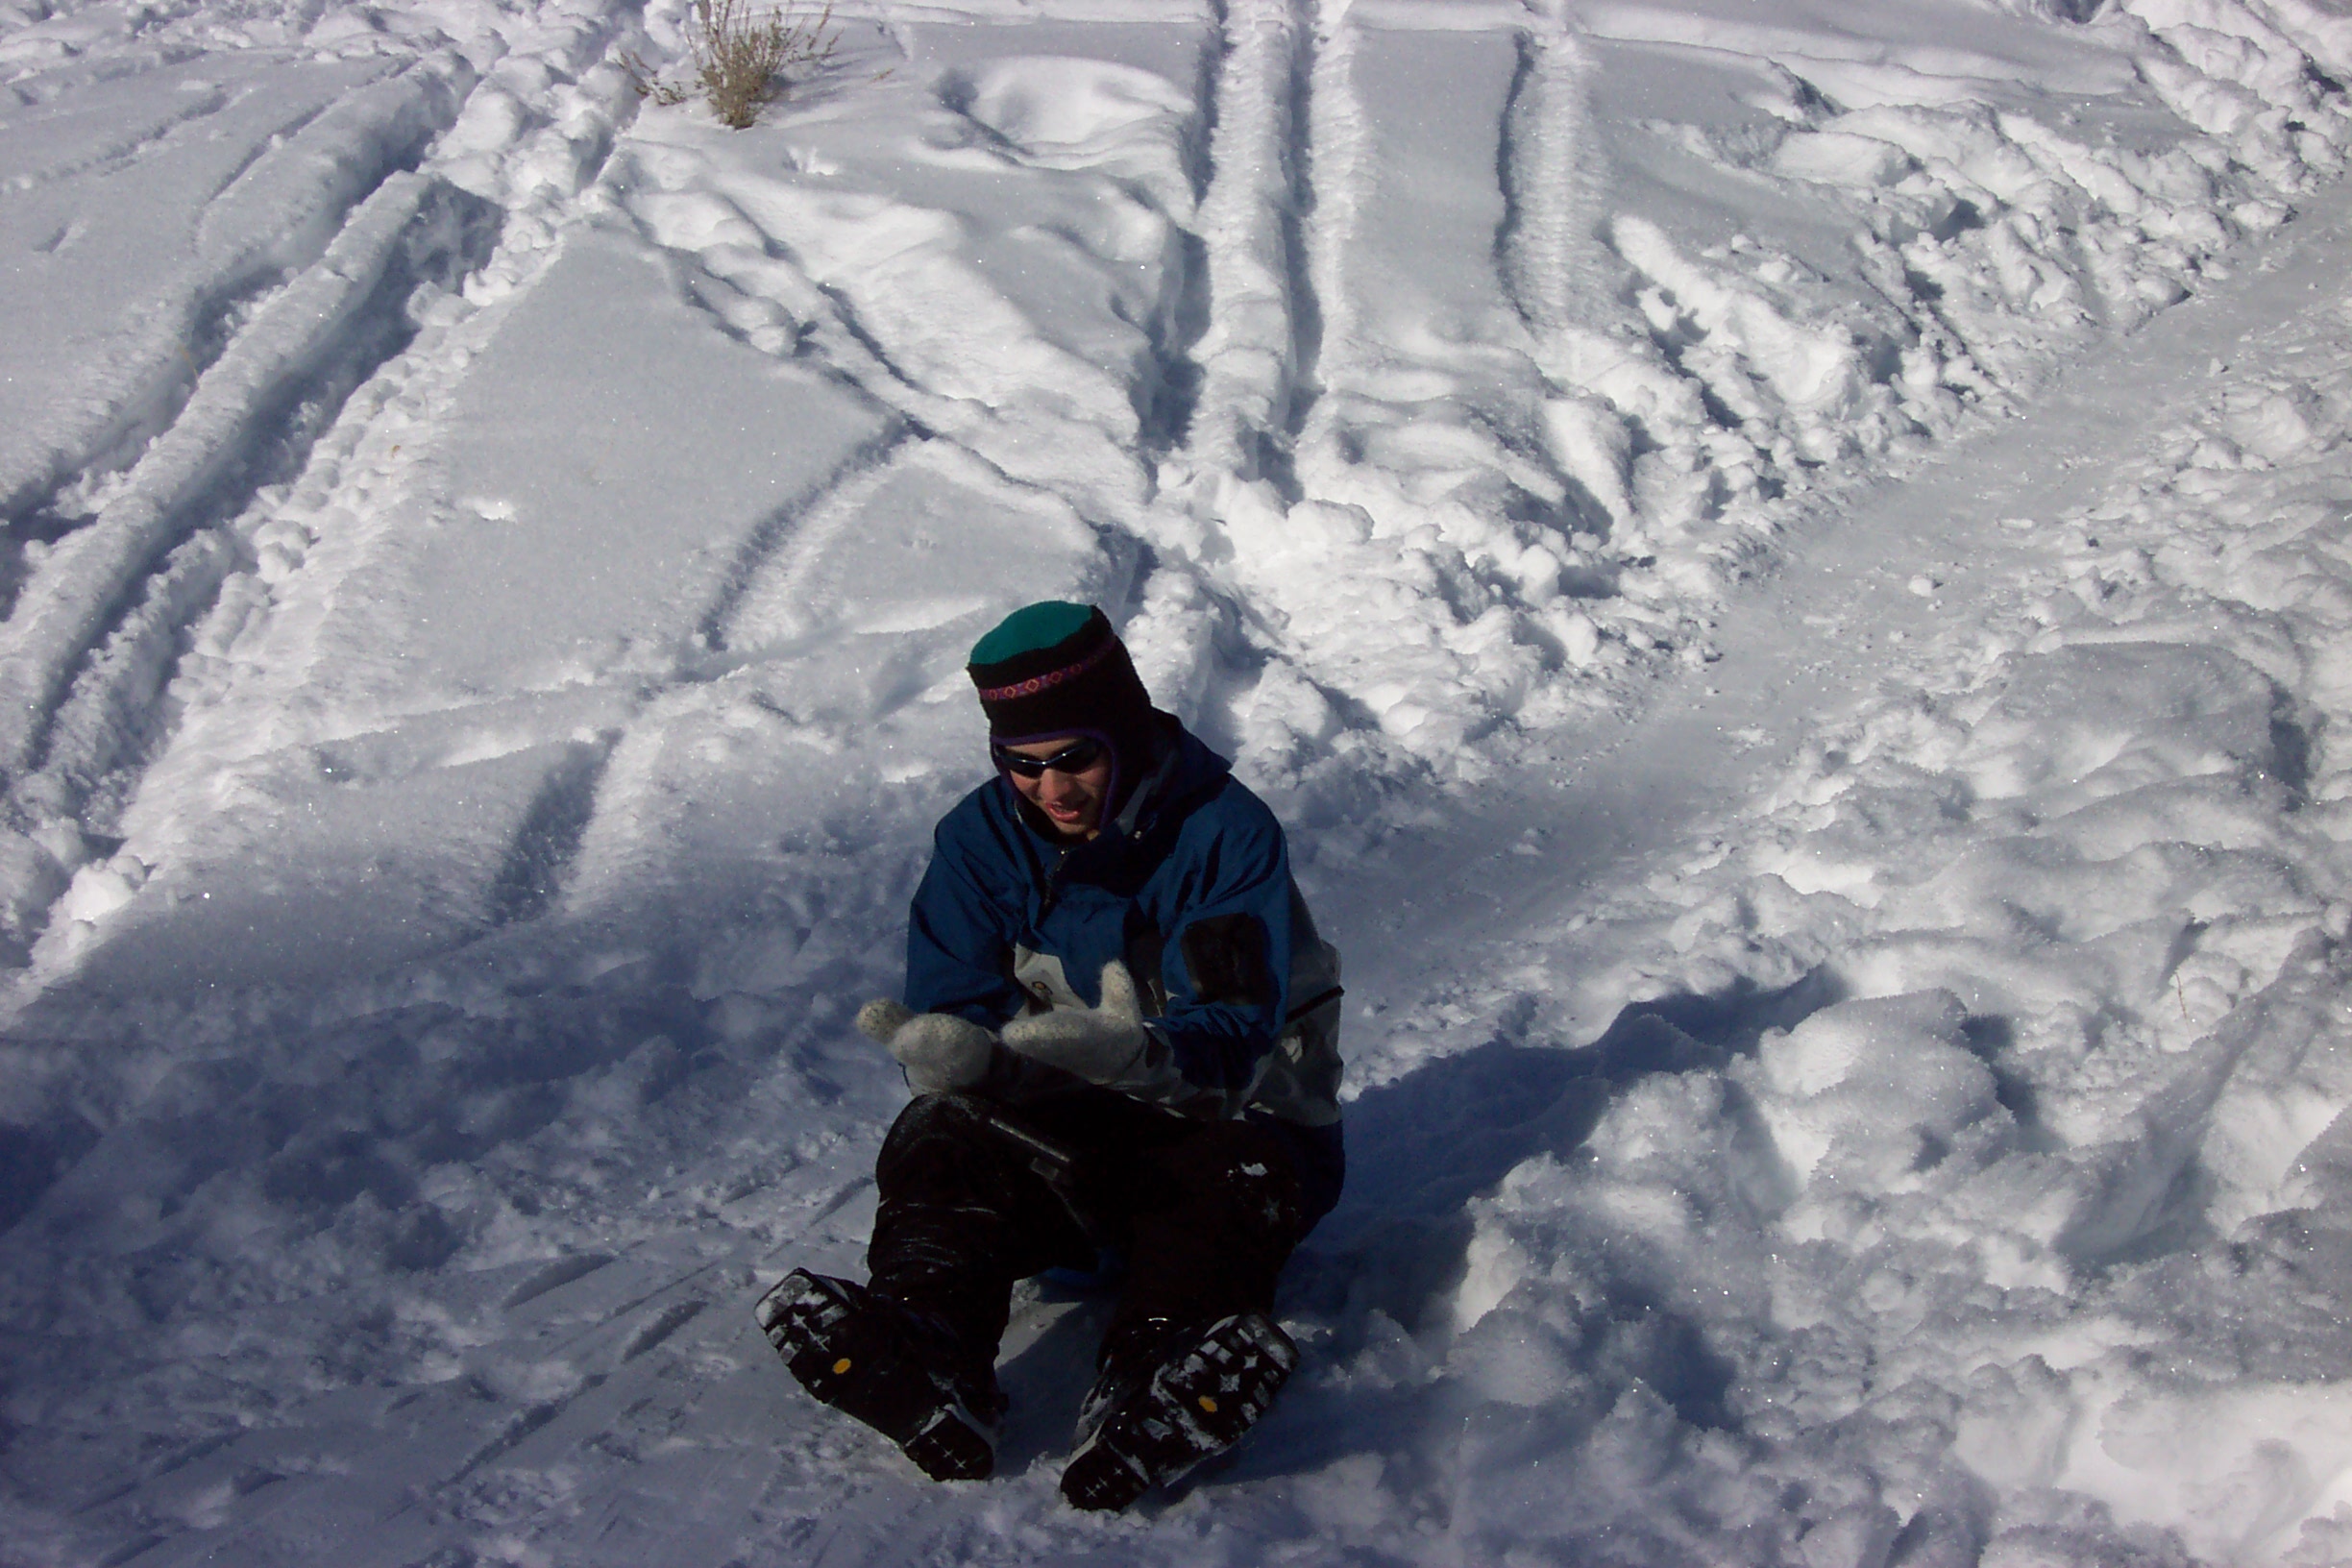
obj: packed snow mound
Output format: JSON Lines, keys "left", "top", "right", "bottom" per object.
{"left": 8, "top": 0, "right": 2352, "bottom": 1563}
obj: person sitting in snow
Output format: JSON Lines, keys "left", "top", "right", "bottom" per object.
{"left": 755, "top": 600, "right": 1344, "bottom": 1511}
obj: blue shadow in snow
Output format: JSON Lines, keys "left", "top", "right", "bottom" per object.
{"left": 1188, "top": 968, "right": 1840, "bottom": 1500}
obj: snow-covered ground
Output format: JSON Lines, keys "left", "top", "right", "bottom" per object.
{"left": 7, "top": 0, "right": 2352, "bottom": 1561}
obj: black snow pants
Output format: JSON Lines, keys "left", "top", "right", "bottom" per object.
{"left": 867, "top": 1090, "right": 1309, "bottom": 1374}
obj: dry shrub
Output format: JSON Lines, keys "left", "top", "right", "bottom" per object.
{"left": 625, "top": 0, "right": 836, "bottom": 130}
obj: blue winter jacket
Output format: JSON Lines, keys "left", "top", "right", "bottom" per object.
{"left": 904, "top": 716, "right": 1344, "bottom": 1223}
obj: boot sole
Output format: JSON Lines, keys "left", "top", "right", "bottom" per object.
{"left": 1060, "top": 1311, "right": 1297, "bottom": 1511}
{"left": 756, "top": 1270, "right": 995, "bottom": 1482}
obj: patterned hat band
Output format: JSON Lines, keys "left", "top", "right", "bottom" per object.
{"left": 970, "top": 637, "right": 1116, "bottom": 702}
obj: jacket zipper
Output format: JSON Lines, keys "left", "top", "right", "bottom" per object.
{"left": 1037, "top": 845, "right": 1073, "bottom": 921}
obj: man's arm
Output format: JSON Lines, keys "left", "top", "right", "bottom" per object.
{"left": 904, "top": 810, "right": 1026, "bottom": 1028}
{"left": 1146, "top": 798, "right": 1298, "bottom": 1107}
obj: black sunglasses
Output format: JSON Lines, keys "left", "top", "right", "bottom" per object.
{"left": 992, "top": 737, "right": 1108, "bottom": 777}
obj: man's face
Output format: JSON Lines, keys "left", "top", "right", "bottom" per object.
{"left": 1001, "top": 735, "right": 1115, "bottom": 839}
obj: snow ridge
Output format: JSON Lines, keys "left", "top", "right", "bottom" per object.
{"left": 1165, "top": 0, "right": 1315, "bottom": 492}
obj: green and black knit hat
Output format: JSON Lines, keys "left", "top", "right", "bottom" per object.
{"left": 968, "top": 600, "right": 1156, "bottom": 769}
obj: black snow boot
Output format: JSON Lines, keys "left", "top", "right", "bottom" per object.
{"left": 1059, "top": 1311, "right": 1298, "bottom": 1511}
{"left": 754, "top": 1269, "right": 1003, "bottom": 1482}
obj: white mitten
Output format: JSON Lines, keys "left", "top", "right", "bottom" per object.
{"left": 855, "top": 999, "right": 994, "bottom": 1093}
{"left": 999, "top": 961, "right": 1152, "bottom": 1085}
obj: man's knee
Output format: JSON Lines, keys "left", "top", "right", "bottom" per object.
{"left": 876, "top": 1093, "right": 1028, "bottom": 1209}
{"left": 1140, "top": 1117, "right": 1308, "bottom": 1248}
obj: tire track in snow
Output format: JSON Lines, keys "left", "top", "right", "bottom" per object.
{"left": 1495, "top": 12, "right": 1638, "bottom": 533}
{"left": 612, "top": 155, "right": 1131, "bottom": 658}
{"left": 28, "top": 10, "right": 1180, "bottom": 989}
{"left": 1287, "top": 0, "right": 1354, "bottom": 466}
{"left": 0, "top": 61, "right": 461, "bottom": 531}
{"left": 1146, "top": 0, "right": 1635, "bottom": 777}
{"left": 694, "top": 438, "right": 915, "bottom": 657}
{"left": 627, "top": 186, "right": 953, "bottom": 443}
{"left": 1153, "top": 2, "right": 1587, "bottom": 776}
{"left": 0, "top": 174, "right": 502, "bottom": 956}
{"left": 1151, "top": 0, "right": 2352, "bottom": 792}
{"left": 0, "top": 166, "right": 428, "bottom": 770}
{"left": 527, "top": 417, "right": 917, "bottom": 922}
{"left": 0, "top": 90, "right": 481, "bottom": 784}
{"left": 483, "top": 732, "right": 621, "bottom": 928}
{"left": 1125, "top": 0, "right": 1336, "bottom": 753}
{"left": 1494, "top": 12, "right": 1587, "bottom": 341}
{"left": 1170, "top": 0, "right": 1319, "bottom": 495}
{"left": 616, "top": 215, "right": 942, "bottom": 665}
{"left": 0, "top": 77, "right": 241, "bottom": 197}
{"left": 1, "top": 12, "right": 654, "bottom": 985}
